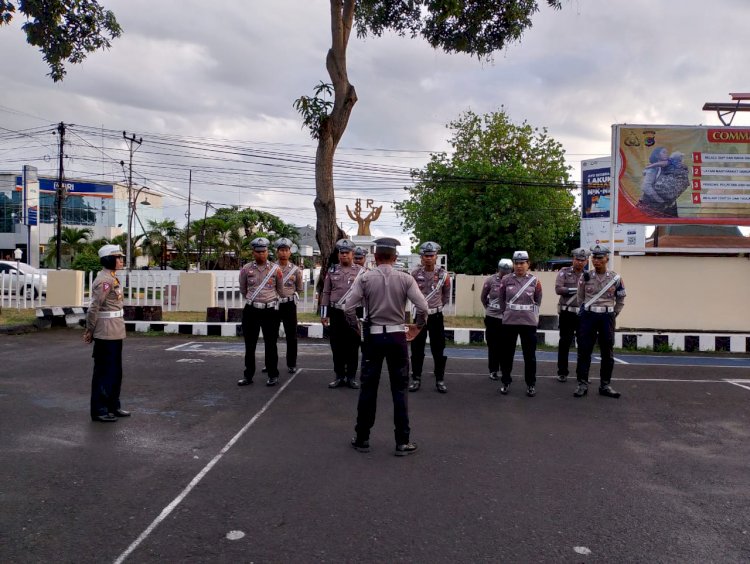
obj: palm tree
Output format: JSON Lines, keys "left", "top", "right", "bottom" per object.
{"left": 44, "top": 227, "right": 93, "bottom": 266}
{"left": 143, "top": 219, "right": 178, "bottom": 269}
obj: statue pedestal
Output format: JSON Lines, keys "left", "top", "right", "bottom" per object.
{"left": 351, "top": 235, "right": 376, "bottom": 255}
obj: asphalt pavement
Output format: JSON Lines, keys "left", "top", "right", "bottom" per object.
{"left": 1, "top": 330, "right": 749, "bottom": 563}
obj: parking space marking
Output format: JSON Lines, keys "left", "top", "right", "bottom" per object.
{"left": 726, "top": 380, "right": 750, "bottom": 392}
{"left": 113, "top": 369, "right": 302, "bottom": 564}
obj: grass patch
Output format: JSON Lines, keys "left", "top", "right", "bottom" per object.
{"left": 0, "top": 308, "right": 37, "bottom": 326}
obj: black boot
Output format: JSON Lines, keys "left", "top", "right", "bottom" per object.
{"left": 573, "top": 382, "right": 588, "bottom": 397}
{"left": 435, "top": 355, "right": 447, "bottom": 393}
{"left": 408, "top": 377, "right": 421, "bottom": 392}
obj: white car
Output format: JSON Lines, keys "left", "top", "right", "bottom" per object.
{"left": 0, "top": 261, "right": 48, "bottom": 299}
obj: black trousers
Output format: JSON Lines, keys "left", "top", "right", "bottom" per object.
{"left": 355, "top": 331, "right": 410, "bottom": 445}
{"left": 500, "top": 324, "right": 537, "bottom": 386}
{"left": 90, "top": 339, "right": 123, "bottom": 417}
{"left": 484, "top": 315, "right": 503, "bottom": 373}
{"left": 242, "top": 305, "right": 281, "bottom": 379}
{"left": 329, "top": 308, "right": 360, "bottom": 379}
{"left": 557, "top": 310, "right": 580, "bottom": 376}
{"left": 576, "top": 311, "right": 615, "bottom": 386}
{"left": 279, "top": 301, "right": 298, "bottom": 369}
{"left": 410, "top": 312, "right": 446, "bottom": 377}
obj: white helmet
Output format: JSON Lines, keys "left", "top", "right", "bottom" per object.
{"left": 497, "top": 258, "right": 513, "bottom": 272}
{"left": 512, "top": 250, "right": 529, "bottom": 262}
{"left": 98, "top": 244, "right": 124, "bottom": 258}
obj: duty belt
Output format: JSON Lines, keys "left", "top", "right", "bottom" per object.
{"left": 585, "top": 305, "right": 614, "bottom": 313}
{"left": 98, "top": 310, "right": 123, "bottom": 319}
{"left": 278, "top": 296, "right": 296, "bottom": 304}
{"left": 369, "top": 324, "right": 405, "bottom": 334}
{"left": 246, "top": 300, "right": 278, "bottom": 309}
{"left": 508, "top": 303, "right": 536, "bottom": 311}
{"left": 558, "top": 305, "right": 579, "bottom": 313}
{"left": 428, "top": 306, "right": 443, "bottom": 315}
{"left": 330, "top": 302, "right": 346, "bottom": 310}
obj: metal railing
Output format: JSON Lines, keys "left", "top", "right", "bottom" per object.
{"left": 0, "top": 271, "right": 47, "bottom": 309}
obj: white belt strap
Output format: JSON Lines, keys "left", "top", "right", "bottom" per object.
{"left": 584, "top": 274, "right": 620, "bottom": 310}
{"left": 369, "top": 324, "right": 405, "bottom": 334}
{"left": 508, "top": 276, "right": 537, "bottom": 305}
{"left": 424, "top": 271, "right": 448, "bottom": 303}
{"left": 246, "top": 264, "right": 280, "bottom": 304}
{"left": 508, "top": 303, "right": 536, "bottom": 311}
{"left": 427, "top": 306, "right": 443, "bottom": 315}
{"left": 98, "top": 310, "right": 123, "bottom": 319}
{"left": 282, "top": 265, "right": 299, "bottom": 285}
{"left": 337, "top": 267, "right": 365, "bottom": 307}
{"left": 588, "top": 306, "right": 614, "bottom": 313}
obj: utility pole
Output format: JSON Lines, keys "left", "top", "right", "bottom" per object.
{"left": 197, "top": 201, "right": 210, "bottom": 270}
{"left": 55, "top": 122, "right": 65, "bottom": 269}
{"left": 123, "top": 131, "right": 142, "bottom": 272}
{"left": 185, "top": 169, "right": 192, "bottom": 271}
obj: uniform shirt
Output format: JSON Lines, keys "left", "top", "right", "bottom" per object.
{"left": 555, "top": 266, "right": 584, "bottom": 308}
{"left": 239, "top": 260, "right": 284, "bottom": 304}
{"left": 344, "top": 264, "right": 429, "bottom": 329}
{"left": 86, "top": 269, "right": 125, "bottom": 340}
{"left": 498, "top": 272, "right": 543, "bottom": 326}
{"left": 480, "top": 273, "right": 506, "bottom": 319}
{"left": 320, "top": 264, "right": 363, "bottom": 308}
{"left": 410, "top": 265, "right": 451, "bottom": 310}
{"left": 577, "top": 269, "right": 626, "bottom": 315}
{"left": 278, "top": 262, "right": 304, "bottom": 299}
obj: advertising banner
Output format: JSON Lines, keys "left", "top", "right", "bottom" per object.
{"left": 580, "top": 158, "right": 645, "bottom": 251}
{"left": 22, "top": 165, "right": 39, "bottom": 226}
{"left": 613, "top": 125, "right": 750, "bottom": 225}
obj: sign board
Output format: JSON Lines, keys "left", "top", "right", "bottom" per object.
{"left": 613, "top": 124, "right": 750, "bottom": 225}
{"left": 580, "top": 157, "right": 645, "bottom": 251}
{"left": 22, "top": 165, "right": 39, "bottom": 226}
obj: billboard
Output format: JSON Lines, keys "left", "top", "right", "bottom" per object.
{"left": 580, "top": 157, "right": 645, "bottom": 251}
{"left": 22, "top": 165, "right": 39, "bottom": 226}
{"left": 613, "top": 125, "right": 750, "bottom": 225}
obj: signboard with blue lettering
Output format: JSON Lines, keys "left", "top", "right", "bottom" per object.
{"left": 15, "top": 176, "right": 114, "bottom": 197}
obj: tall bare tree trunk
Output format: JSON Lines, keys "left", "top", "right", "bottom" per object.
{"left": 315, "top": 0, "right": 357, "bottom": 298}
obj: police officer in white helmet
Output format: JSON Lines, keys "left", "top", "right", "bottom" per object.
{"left": 481, "top": 258, "right": 512, "bottom": 381}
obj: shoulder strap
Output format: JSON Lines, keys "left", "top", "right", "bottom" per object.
{"left": 424, "top": 270, "right": 448, "bottom": 302}
{"left": 584, "top": 274, "right": 620, "bottom": 309}
{"left": 337, "top": 267, "right": 365, "bottom": 305}
{"left": 508, "top": 276, "right": 537, "bottom": 305}
{"left": 247, "top": 264, "right": 280, "bottom": 302}
{"left": 282, "top": 265, "right": 298, "bottom": 284}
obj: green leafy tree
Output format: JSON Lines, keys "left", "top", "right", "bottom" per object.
{"left": 71, "top": 247, "right": 101, "bottom": 276}
{"left": 0, "top": 0, "right": 121, "bottom": 81}
{"left": 396, "top": 109, "right": 578, "bottom": 274}
{"left": 295, "top": 0, "right": 562, "bottom": 288}
{"left": 44, "top": 226, "right": 92, "bottom": 266}
{"left": 142, "top": 219, "right": 178, "bottom": 270}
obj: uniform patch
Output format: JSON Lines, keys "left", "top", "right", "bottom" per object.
{"left": 103, "top": 282, "right": 111, "bottom": 292}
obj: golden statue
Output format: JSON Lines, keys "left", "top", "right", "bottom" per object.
{"left": 346, "top": 198, "right": 382, "bottom": 236}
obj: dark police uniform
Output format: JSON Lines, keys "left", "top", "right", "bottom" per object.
{"left": 409, "top": 241, "right": 451, "bottom": 393}
{"left": 481, "top": 258, "right": 512, "bottom": 380}
{"left": 85, "top": 245, "right": 128, "bottom": 422}
{"left": 346, "top": 237, "right": 429, "bottom": 456}
{"left": 238, "top": 237, "right": 285, "bottom": 387}
{"left": 575, "top": 245, "right": 626, "bottom": 398}
{"left": 498, "top": 251, "right": 542, "bottom": 397}
{"left": 554, "top": 247, "right": 588, "bottom": 381}
{"left": 321, "top": 239, "right": 363, "bottom": 389}
{"left": 274, "top": 238, "right": 304, "bottom": 373}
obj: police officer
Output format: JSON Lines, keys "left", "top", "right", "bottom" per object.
{"left": 345, "top": 237, "right": 429, "bottom": 456}
{"left": 481, "top": 258, "right": 512, "bottom": 381}
{"left": 498, "top": 250, "right": 542, "bottom": 397}
{"left": 84, "top": 245, "right": 129, "bottom": 422}
{"left": 274, "top": 238, "right": 304, "bottom": 374}
{"left": 574, "top": 245, "right": 626, "bottom": 398}
{"left": 353, "top": 246, "right": 369, "bottom": 268}
{"left": 321, "top": 239, "right": 364, "bottom": 389}
{"left": 408, "top": 241, "right": 451, "bottom": 393}
{"left": 238, "top": 237, "right": 284, "bottom": 387}
{"left": 555, "top": 247, "right": 589, "bottom": 382}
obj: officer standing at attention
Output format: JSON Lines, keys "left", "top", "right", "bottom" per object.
{"left": 84, "top": 245, "right": 130, "bottom": 423}
{"left": 238, "top": 237, "right": 284, "bottom": 387}
{"left": 498, "top": 250, "right": 542, "bottom": 397}
{"left": 408, "top": 241, "right": 451, "bottom": 393}
{"left": 321, "top": 239, "right": 363, "bottom": 389}
{"left": 274, "top": 238, "right": 304, "bottom": 374}
{"left": 574, "top": 245, "right": 626, "bottom": 399}
{"left": 353, "top": 246, "right": 369, "bottom": 268}
{"left": 345, "top": 237, "right": 429, "bottom": 456}
{"left": 555, "top": 247, "right": 589, "bottom": 382}
{"left": 481, "top": 258, "right": 513, "bottom": 381}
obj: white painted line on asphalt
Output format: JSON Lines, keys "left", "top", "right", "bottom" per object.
{"left": 614, "top": 357, "right": 630, "bottom": 365}
{"left": 726, "top": 380, "right": 750, "bottom": 392}
{"left": 165, "top": 342, "right": 196, "bottom": 351}
{"left": 112, "top": 369, "right": 302, "bottom": 564}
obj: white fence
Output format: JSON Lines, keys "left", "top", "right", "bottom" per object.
{"left": 0, "top": 270, "right": 46, "bottom": 309}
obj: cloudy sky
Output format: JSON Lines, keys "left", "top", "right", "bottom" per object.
{"left": 1, "top": 0, "right": 748, "bottom": 248}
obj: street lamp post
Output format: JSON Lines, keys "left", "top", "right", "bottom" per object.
{"left": 13, "top": 247, "right": 23, "bottom": 310}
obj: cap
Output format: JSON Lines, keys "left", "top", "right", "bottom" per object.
{"left": 98, "top": 244, "right": 124, "bottom": 259}
{"left": 251, "top": 237, "right": 270, "bottom": 251}
{"left": 354, "top": 246, "right": 368, "bottom": 258}
{"left": 512, "top": 250, "right": 529, "bottom": 262}
{"left": 419, "top": 241, "right": 440, "bottom": 256}
{"left": 373, "top": 237, "right": 401, "bottom": 251}
{"left": 273, "top": 237, "right": 293, "bottom": 249}
{"left": 497, "top": 258, "right": 513, "bottom": 271}
{"left": 335, "top": 239, "right": 356, "bottom": 252}
{"left": 572, "top": 247, "right": 589, "bottom": 260}
{"left": 590, "top": 244, "right": 610, "bottom": 257}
